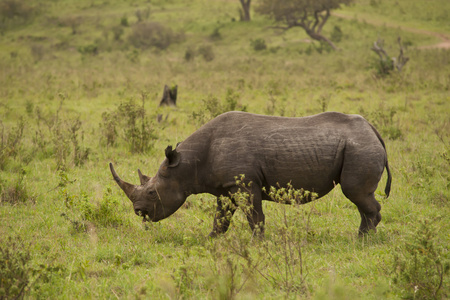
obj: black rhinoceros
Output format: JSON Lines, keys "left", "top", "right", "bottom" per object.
{"left": 110, "top": 111, "right": 391, "bottom": 236}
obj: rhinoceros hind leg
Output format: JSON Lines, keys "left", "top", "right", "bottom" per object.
{"left": 344, "top": 190, "right": 382, "bottom": 236}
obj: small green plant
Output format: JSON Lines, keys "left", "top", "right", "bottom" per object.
{"left": 197, "top": 45, "right": 215, "bottom": 61}
{"left": 184, "top": 46, "right": 196, "bottom": 61}
{"left": 0, "top": 118, "right": 25, "bottom": 170}
{"left": 209, "top": 27, "right": 222, "bottom": 41}
{"left": 111, "top": 25, "right": 124, "bottom": 41}
{"left": 128, "top": 22, "right": 183, "bottom": 50}
{"left": 392, "top": 219, "right": 450, "bottom": 299}
{"left": 0, "top": 168, "right": 32, "bottom": 205}
{"left": 191, "top": 88, "right": 247, "bottom": 125}
{"left": 250, "top": 38, "right": 267, "bottom": 51}
{"left": 77, "top": 44, "right": 98, "bottom": 56}
{"left": 0, "top": 236, "right": 32, "bottom": 299}
{"left": 120, "top": 14, "right": 128, "bottom": 27}
{"left": 101, "top": 93, "right": 156, "bottom": 153}
{"left": 59, "top": 171, "right": 126, "bottom": 230}
{"left": 135, "top": 7, "right": 150, "bottom": 23}
{"left": 365, "top": 105, "right": 402, "bottom": 140}
{"left": 117, "top": 94, "right": 156, "bottom": 153}
{"left": 100, "top": 111, "right": 118, "bottom": 148}
{"left": 330, "top": 25, "right": 343, "bottom": 43}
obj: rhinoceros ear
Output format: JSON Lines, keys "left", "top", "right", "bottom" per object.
{"left": 165, "top": 145, "right": 180, "bottom": 168}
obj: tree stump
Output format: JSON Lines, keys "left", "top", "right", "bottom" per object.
{"left": 159, "top": 85, "right": 177, "bottom": 106}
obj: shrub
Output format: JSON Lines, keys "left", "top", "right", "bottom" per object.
{"left": 197, "top": 45, "right": 215, "bottom": 61}
{"left": 120, "top": 14, "right": 128, "bottom": 27}
{"left": 0, "top": 118, "right": 24, "bottom": 170}
{"left": 100, "top": 95, "right": 156, "bottom": 153}
{"left": 0, "top": 236, "right": 32, "bottom": 299}
{"left": 135, "top": 7, "right": 150, "bottom": 23}
{"left": 250, "top": 38, "right": 267, "bottom": 51}
{"left": 59, "top": 170, "right": 126, "bottom": 230}
{"left": 330, "top": 25, "right": 343, "bottom": 43}
{"left": 184, "top": 46, "right": 196, "bottom": 61}
{"left": 77, "top": 44, "right": 98, "bottom": 56}
{"left": 392, "top": 219, "right": 450, "bottom": 299}
{"left": 0, "top": 168, "right": 32, "bottom": 204}
{"left": 111, "top": 25, "right": 124, "bottom": 41}
{"left": 209, "top": 27, "right": 222, "bottom": 41}
{"left": 191, "top": 88, "right": 247, "bottom": 125}
{"left": 365, "top": 106, "right": 403, "bottom": 140}
{"left": 0, "top": 0, "right": 37, "bottom": 31}
{"left": 128, "top": 22, "right": 183, "bottom": 50}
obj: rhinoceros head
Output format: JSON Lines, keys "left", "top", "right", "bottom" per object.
{"left": 109, "top": 146, "right": 186, "bottom": 222}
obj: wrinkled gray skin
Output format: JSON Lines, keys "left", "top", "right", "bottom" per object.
{"left": 110, "top": 111, "right": 392, "bottom": 236}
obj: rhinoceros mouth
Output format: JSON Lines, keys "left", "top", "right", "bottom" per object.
{"left": 136, "top": 210, "right": 152, "bottom": 223}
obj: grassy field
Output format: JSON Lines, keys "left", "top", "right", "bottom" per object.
{"left": 1, "top": 0, "right": 449, "bottom": 299}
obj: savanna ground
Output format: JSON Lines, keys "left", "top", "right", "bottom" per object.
{"left": 0, "top": 0, "right": 449, "bottom": 299}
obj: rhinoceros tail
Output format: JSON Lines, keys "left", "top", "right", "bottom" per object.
{"left": 385, "top": 160, "right": 392, "bottom": 198}
{"left": 368, "top": 122, "right": 392, "bottom": 198}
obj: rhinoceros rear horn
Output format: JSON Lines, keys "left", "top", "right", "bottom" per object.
{"left": 138, "top": 169, "right": 151, "bottom": 185}
{"left": 109, "top": 163, "right": 136, "bottom": 202}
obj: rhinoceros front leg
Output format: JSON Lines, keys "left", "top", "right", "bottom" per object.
{"left": 209, "top": 196, "right": 237, "bottom": 237}
{"left": 244, "top": 187, "right": 265, "bottom": 238}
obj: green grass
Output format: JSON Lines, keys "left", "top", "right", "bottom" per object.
{"left": 1, "top": 0, "right": 449, "bottom": 299}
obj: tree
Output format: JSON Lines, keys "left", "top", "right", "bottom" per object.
{"left": 239, "top": 0, "right": 251, "bottom": 21}
{"left": 256, "top": 0, "right": 353, "bottom": 50}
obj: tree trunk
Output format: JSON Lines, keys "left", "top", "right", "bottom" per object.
{"left": 306, "top": 30, "right": 339, "bottom": 50}
{"left": 159, "top": 85, "right": 177, "bottom": 106}
{"left": 239, "top": 0, "right": 251, "bottom": 21}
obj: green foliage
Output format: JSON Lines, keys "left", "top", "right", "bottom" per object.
{"left": 0, "top": 236, "right": 32, "bottom": 299}
{"left": 77, "top": 44, "right": 98, "bottom": 56}
{"left": 0, "top": 236, "right": 65, "bottom": 299}
{"left": 0, "top": 0, "right": 449, "bottom": 298}
{"left": 363, "top": 105, "right": 402, "bottom": 140}
{"left": 101, "top": 95, "right": 156, "bottom": 153}
{"left": 192, "top": 88, "right": 247, "bottom": 125}
{"left": 0, "top": 0, "right": 37, "bottom": 31}
{"left": 197, "top": 45, "right": 215, "bottom": 61}
{"left": 59, "top": 171, "right": 127, "bottom": 230}
{"left": 330, "top": 25, "right": 343, "bottom": 42}
{"left": 209, "top": 27, "right": 222, "bottom": 41}
{"left": 250, "top": 38, "right": 267, "bottom": 51}
{"left": 392, "top": 219, "right": 450, "bottom": 299}
{"left": 0, "top": 118, "right": 24, "bottom": 170}
{"left": 128, "top": 22, "right": 183, "bottom": 50}
{"left": 0, "top": 168, "right": 31, "bottom": 205}
{"left": 256, "top": 0, "right": 353, "bottom": 50}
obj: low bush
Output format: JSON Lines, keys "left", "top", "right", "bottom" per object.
{"left": 0, "top": 168, "right": 32, "bottom": 205}
{"left": 100, "top": 95, "right": 157, "bottom": 153}
{"left": 0, "top": 118, "right": 24, "bottom": 170}
{"left": 250, "top": 38, "right": 267, "bottom": 51}
{"left": 128, "top": 22, "right": 183, "bottom": 50}
{"left": 392, "top": 219, "right": 450, "bottom": 299}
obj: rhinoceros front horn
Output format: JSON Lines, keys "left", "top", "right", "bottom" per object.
{"left": 109, "top": 163, "right": 136, "bottom": 202}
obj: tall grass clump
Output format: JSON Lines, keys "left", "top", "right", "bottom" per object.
{"left": 392, "top": 219, "right": 450, "bottom": 299}
{"left": 0, "top": 168, "right": 32, "bottom": 205}
{"left": 0, "top": 118, "right": 24, "bottom": 170}
{"left": 58, "top": 171, "right": 127, "bottom": 231}
{"left": 192, "top": 88, "right": 247, "bottom": 126}
{"left": 0, "top": 236, "right": 33, "bottom": 299}
{"left": 128, "top": 22, "right": 184, "bottom": 50}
